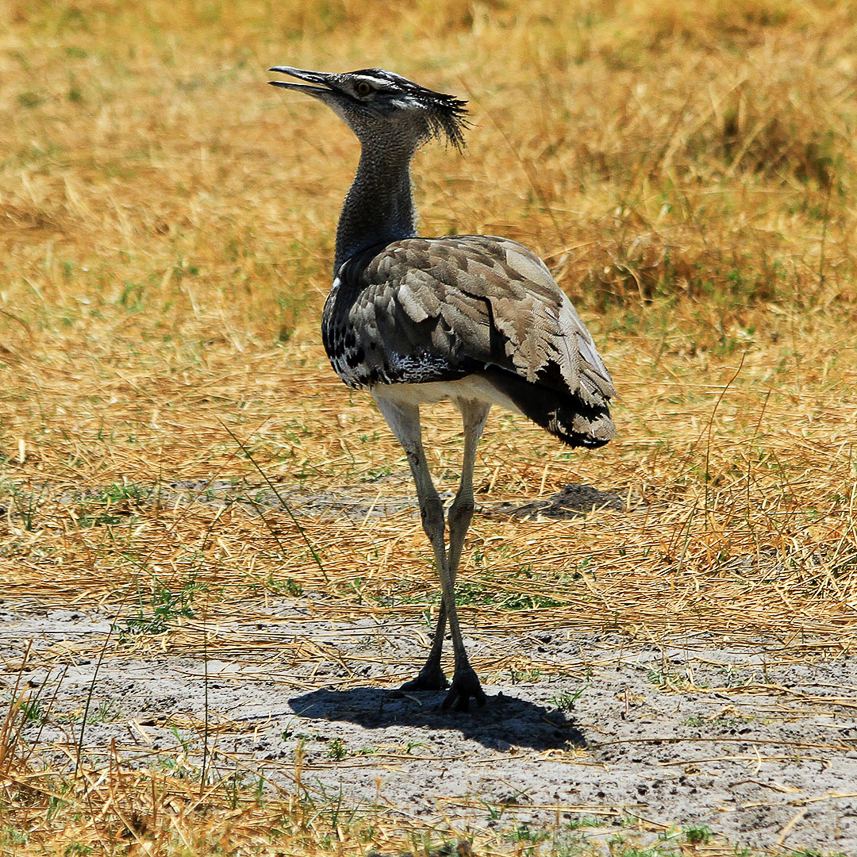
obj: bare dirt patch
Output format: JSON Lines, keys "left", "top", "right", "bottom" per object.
{"left": 4, "top": 588, "right": 856, "bottom": 855}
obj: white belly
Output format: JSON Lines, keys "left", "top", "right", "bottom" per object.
{"left": 371, "top": 376, "right": 523, "bottom": 414}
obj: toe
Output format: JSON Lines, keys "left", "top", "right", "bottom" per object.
{"left": 400, "top": 668, "right": 449, "bottom": 692}
{"left": 441, "top": 668, "right": 485, "bottom": 711}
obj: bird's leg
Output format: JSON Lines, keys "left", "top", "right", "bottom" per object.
{"left": 408, "top": 401, "right": 488, "bottom": 693}
{"left": 373, "top": 397, "right": 449, "bottom": 692}
{"left": 403, "top": 601, "right": 449, "bottom": 691}
{"left": 409, "top": 447, "right": 483, "bottom": 711}
{"left": 439, "top": 399, "right": 489, "bottom": 711}
{"left": 447, "top": 400, "right": 490, "bottom": 582}
{"left": 374, "top": 395, "right": 485, "bottom": 709}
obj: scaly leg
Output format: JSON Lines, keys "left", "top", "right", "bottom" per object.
{"left": 413, "top": 399, "right": 489, "bottom": 704}
{"left": 439, "top": 398, "right": 490, "bottom": 709}
{"left": 374, "top": 394, "right": 486, "bottom": 710}
{"left": 374, "top": 395, "right": 448, "bottom": 692}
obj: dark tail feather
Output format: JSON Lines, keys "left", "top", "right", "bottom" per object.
{"left": 483, "top": 368, "right": 615, "bottom": 448}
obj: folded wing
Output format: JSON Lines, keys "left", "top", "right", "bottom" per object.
{"left": 322, "top": 235, "right": 616, "bottom": 447}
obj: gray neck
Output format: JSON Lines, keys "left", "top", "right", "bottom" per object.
{"left": 334, "top": 142, "right": 417, "bottom": 274}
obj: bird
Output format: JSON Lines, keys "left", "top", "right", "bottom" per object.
{"left": 269, "top": 66, "right": 616, "bottom": 711}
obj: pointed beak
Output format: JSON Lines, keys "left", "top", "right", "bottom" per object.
{"left": 268, "top": 66, "right": 336, "bottom": 99}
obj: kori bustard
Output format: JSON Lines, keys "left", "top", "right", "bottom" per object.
{"left": 269, "top": 66, "right": 616, "bottom": 711}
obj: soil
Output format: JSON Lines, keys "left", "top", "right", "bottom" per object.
{"left": 2, "top": 595, "right": 856, "bottom": 854}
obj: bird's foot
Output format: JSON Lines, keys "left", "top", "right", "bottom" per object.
{"left": 399, "top": 664, "right": 449, "bottom": 692}
{"left": 441, "top": 667, "right": 486, "bottom": 712}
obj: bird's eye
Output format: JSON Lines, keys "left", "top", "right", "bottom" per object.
{"left": 355, "top": 81, "right": 372, "bottom": 97}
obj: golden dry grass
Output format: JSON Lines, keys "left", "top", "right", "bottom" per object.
{"left": 2, "top": 0, "right": 857, "bottom": 854}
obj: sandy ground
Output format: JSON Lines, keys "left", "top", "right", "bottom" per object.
{"left": 2, "top": 596, "right": 856, "bottom": 854}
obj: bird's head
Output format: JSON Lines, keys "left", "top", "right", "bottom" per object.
{"left": 269, "top": 66, "right": 468, "bottom": 153}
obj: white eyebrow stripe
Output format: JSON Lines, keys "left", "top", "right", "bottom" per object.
{"left": 356, "top": 75, "right": 392, "bottom": 88}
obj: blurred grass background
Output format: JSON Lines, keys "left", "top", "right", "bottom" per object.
{"left": 1, "top": 0, "right": 857, "bottom": 854}
{"left": 2, "top": 0, "right": 855, "bottom": 485}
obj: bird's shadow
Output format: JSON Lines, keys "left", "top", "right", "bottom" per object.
{"left": 287, "top": 687, "right": 585, "bottom": 752}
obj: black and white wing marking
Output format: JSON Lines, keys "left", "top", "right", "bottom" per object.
{"left": 321, "top": 235, "right": 616, "bottom": 445}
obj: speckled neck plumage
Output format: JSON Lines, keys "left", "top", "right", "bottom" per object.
{"left": 334, "top": 142, "right": 417, "bottom": 274}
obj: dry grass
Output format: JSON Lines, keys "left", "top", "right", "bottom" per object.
{"left": 2, "top": 0, "right": 857, "bottom": 854}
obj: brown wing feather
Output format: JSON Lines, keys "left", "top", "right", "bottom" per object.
{"left": 321, "top": 235, "right": 616, "bottom": 445}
